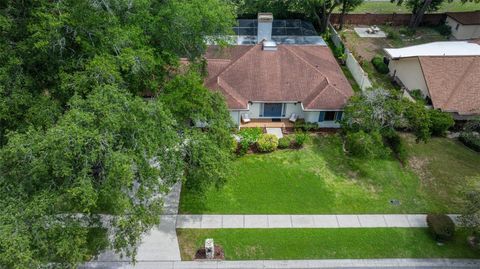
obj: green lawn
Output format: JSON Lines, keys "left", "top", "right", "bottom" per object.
{"left": 335, "top": 1, "right": 480, "bottom": 14}
{"left": 179, "top": 134, "right": 480, "bottom": 214}
{"left": 403, "top": 134, "right": 480, "bottom": 210}
{"left": 177, "top": 228, "right": 480, "bottom": 260}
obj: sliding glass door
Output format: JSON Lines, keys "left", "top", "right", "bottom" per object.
{"left": 263, "top": 103, "right": 283, "bottom": 117}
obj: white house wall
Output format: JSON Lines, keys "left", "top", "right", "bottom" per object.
{"left": 304, "top": 111, "right": 341, "bottom": 128}
{"left": 248, "top": 102, "right": 304, "bottom": 118}
{"left": 230, "top": 104, "right": 341, "bottom": 128}
{"left": 229, "top": 111, "right": 240, "bottom": 126}
{"left": 388, "top": 57, "right": 429, "bottom": 97}
{"left": 284, "top": 103, "right": 303, "bottom": 118}
{"left": 446, "top": 17, "right": 480, "bottom": 40}
{"left": 249, "top": 103, "right": 261, "bottom": 118}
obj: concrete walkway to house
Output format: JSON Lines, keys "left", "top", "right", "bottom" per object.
{"left": 176, "top": 214, "right": 460, "bottom": 229}
{"left": 81, "top": 258, "right": 480, "bottom": 269}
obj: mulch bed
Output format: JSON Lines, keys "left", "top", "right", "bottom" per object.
{"left": 194, "top": 246, "right": 225, "bottom": 260}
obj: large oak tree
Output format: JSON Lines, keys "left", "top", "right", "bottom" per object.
{"left": 0, "top": 0, "right": 235, "bottom": 267}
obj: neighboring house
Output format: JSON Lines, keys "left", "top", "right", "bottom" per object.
{"left": 203, "top": 13, "right": 353, "bottom": 128}
{"left": 385, "top": 40, "right": 480, "bottom": 120}
{"left": 446, "top": 11, "right": 480, "bottom": 40}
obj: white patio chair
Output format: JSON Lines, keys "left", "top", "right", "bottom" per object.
{"left": 241, "top": 113, "right": 251, "bottom": 123}
{"left": 289, "top": 113, "right": 298, "bottom": 123}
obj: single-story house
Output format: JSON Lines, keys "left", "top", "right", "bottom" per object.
{"left": 203, "top": 13, "right": 353, "bottom": 128}
{"left": 445, "top": 11, "right": 480, "bottom": 40}
{"left": 384, "top": 40, "right": 480, "bottom": 120}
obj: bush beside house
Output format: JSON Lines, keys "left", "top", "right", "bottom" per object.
{"left": 237, "top": 128, "right": 263, "bottom": 155}
{"left": 293, "top": 132, "right": 308, "bottom": 148}
{"left": 235, "top": 129, "right": 308, "bottom": 155}
{"left": 257, "top": 134, "right": 279, "bottom": 152}
{"left": 278, "top": 136, "right": 292, "bottom": 149}
{"left": 371, "top": 56, "right": 389, "bottom": 74}
{"left": 428, "top": 109, "right": 454, "bottom": 137}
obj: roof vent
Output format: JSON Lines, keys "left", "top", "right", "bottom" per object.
{"left": 262, "top": 40, "right": 277, "bottom": 51}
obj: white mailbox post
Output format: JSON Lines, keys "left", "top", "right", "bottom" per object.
{"left": 205, "top": 238, "right": 214, "bottom": 259}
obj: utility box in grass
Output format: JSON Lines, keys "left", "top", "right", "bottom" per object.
{"left": 205, "top": 238, "right": 214, "bottom": 259}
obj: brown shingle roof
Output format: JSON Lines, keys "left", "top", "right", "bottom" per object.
{"left": 204, "top": 45, "right": 353, "bottom": 110}
{"left": 419, "top": 56, "right": 480, "bottom": 115}
{"left": 447, "top": 11, "right": 480, "bottom": 25}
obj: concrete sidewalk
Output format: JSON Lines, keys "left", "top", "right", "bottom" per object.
{"left": 176, "top": 214, "right": 460, "bottom": 229}
{"left": 94, "top": 182, "right": 182, "bottom": 262}
{"left": 81, "top": 258, "right": 480, "bottom": 269}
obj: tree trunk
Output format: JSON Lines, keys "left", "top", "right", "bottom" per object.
{"left": 409, "top": 0, "right": 432, "bottom": 29}
{"left": 339, "top": 2, "right": 348, "bottom": 30}
{"left": 320, "top": 14, "right": 329, "bottom": 33}
{"left": 312, "top": 10, "right": 323, "bottom": 33}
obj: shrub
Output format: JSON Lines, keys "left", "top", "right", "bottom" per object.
{"left": 238, "top": 127, "right": 262, "bottom": 145}
{"left": 345, "top": 130, "right": 389, "bottom": 158}
{"left": 435, "top": 23, "right": 452, "bottom": 37}
{"left": 237, "top": 127, "right": 263, "bottom": 155}
{"left": 409, "top": 89, "right": 425, "bottom": 102}
{"left": 294, "top": 120, "right": 318, "bottom": 132}
{"left": 333, "top": 45, "right": 345, "bottom": 59}
{"left": 278, "top": 136, "right": 292, "bottom": 149}
{"left": 257, "top": 134, "right": 279, "bottom": 152}
{"left": 426, "top": 214, "right": 455, "bottom": 242}
{"left": 371, "top": 56, "right": 389, "bottom": 74}
{"left": 399, "top": 28, "right": 415, "bottom": 37}
{"left": 428, "top": 109, "right": 454, "bottom": 137}
{"left": 231, "top": 137, "right": 239, "bottom": 154}
{"left": 293, "top": 132, "right": 308, "bottom": 148}
{"left": 238, "top": 139, "right": 250, "bottom": 156}
{"left": 459, "top": 132, "right": 480, "bottom": 152}
{"left": 386, "top": 29, "right": 400, "bottom": 40}
{"left": 382, "top": 128, "right": 407, "bottom": 163}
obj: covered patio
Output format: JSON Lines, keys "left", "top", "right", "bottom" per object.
{"left": 239, "top": 119, "right": 295, "bottom": 129}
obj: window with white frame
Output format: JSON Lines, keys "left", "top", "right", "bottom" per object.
{"left": 318, "top": 111, "right": 343, "bottom": 122}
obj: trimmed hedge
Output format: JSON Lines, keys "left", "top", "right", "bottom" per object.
{"left": 371, "top": 56, "right": 389, "bottom": 74}
{"left": 426, "top": 214, "right": 455, "bottom": 242}
{"left": 257, "top": 134, "right": 279, "bottom": 152}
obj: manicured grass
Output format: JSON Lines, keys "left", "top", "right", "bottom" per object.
{"left": 179, "top": 134, "right": 480, "bottom": 214}
{"left": 335, "top": 1, "right": 480, "bottom": 14}
{"left": 177, "top": 228, "right": 480, "bottom": 260}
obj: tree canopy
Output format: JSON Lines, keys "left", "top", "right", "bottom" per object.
{"left": 0, "top": 0, "right": 236, "bottom": 267}
{"left": 341, "top": 88, "right": 452, "bottom": 143}
{"left": 391, "top": 0, "right": 480, "bottom": 29}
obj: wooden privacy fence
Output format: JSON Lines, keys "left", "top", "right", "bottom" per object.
{"left": 330, "top": 13, "right": 446, "bottom": 26}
